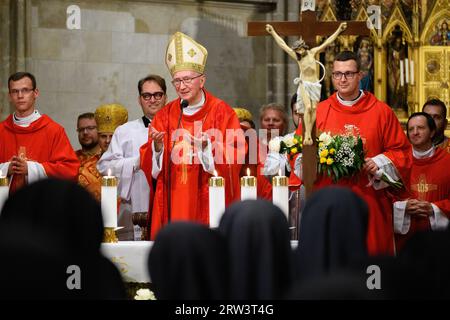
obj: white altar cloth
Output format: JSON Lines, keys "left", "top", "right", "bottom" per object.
{"left": 101, "top": 240, "right": 298, "bottom": 283}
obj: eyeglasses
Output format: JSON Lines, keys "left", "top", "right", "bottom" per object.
{"left": 9, "top": 88, "right": 35, "bottom": 96}
{"left": 331, "top": 71, "right": 359, "bottom": 80}
{"left": 171, "top": 74, "right": 203, "bottom": 87}
{"left": 77, "top": 126, "right": 97, "bottom": 133}
{"left": 140, "top": 92, "right": 165, "bottom": 101}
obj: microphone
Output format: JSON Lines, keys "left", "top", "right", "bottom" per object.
{"left": 180, "top": 99, "right": 189, "bottom": 109}
{"left": 168, "top": 99, "right": 188, "bottom": 223}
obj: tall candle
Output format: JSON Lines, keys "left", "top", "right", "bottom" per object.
{"left": 241, "top": 168, "right": 257, "bottom": 200}
{"left": 272, "top": 170, "right": 289, "bottom": 220}
{"left": 400, "top": 60, "right": 404, "bottom": 87}
{"left": 405, "top": 58, "right": 409, "bottom": 84}
{"left": 101, "top": 169, "right": 118, "bottom": 228}
{"left": 0, "top": 170, "right": 9, "bottom": 214}
{"left": 209, "top": 170, "right": 225, "bottom": 228}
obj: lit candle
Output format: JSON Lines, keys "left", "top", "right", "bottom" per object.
{"left": 209, "top": 170, "right": 225, "bottom": 228}
{"left": 272, "top": 170, "right": 289, "bottom": 220}
{"left": 410, "top": 60, "right": 414, "bottom": 85}
{"left": 0, "top": 170, "right": 9, "bottom": 214}
{"left": 101, "top": 169, "right": 118, "bottom": 242}
{"left": 240, "top": 168, "right": 257, "bottom": 200}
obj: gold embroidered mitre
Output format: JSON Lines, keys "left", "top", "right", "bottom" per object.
{"left": 165, "top": 32, "right": 208, "bottom": 76}
{"left": 94, "top": 104, "right": 128, "bottom": 133}
{"left": 233, "top": 107, "right": 253, "bottom": 123}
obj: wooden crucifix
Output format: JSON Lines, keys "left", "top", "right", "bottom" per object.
{"left": 248, "top": 7, "right": 369, "bottom": 200}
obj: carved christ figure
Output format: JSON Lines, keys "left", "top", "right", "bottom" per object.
{"left": 266, "top": 22, "right": 347, "bottom": 145}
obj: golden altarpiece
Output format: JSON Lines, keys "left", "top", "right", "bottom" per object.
{"left": 315, "top": 0, "right": 450, "bottom": 127}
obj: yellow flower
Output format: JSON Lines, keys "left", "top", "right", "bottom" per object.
{"left": 326, "top": 158, "right": 334, "bottom": 165}
{"left": 329, "top": 148, "right": 336, "bottom": 155}
{"left": 320, "top": 157, "right": 327, "bottom": 164}
{"left": 293, "top": 138, "right": 298, "bottom": 144}
{"left": 320, "top": 149, "right": 329, "bottom": 158}
{"left": 290, "top": 147, "right": 298, "bottom": 154}
{"left": 319, "top": 142, "right": 324, "bottom": 148}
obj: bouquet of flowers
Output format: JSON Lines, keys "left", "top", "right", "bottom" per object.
{"left": 317, "top": 125, "right": 365, "bottom": 182}
{"left": 268, "top": 133, "right": 303, "bottom": 159}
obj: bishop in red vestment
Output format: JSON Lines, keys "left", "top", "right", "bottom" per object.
{"left": 140, "top": 32, "right": 243, "bottom": 238}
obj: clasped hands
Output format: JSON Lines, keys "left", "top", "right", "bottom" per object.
{"left": 7, "top": 155, "right": 28, "bottom": 176}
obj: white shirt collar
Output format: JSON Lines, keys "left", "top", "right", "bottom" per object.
{"left": 183, "top": 91, "right": 206, "bottom": 116}
{"left": 337, "top": 90, "right": 365, "bottom": 107}
{"left": 412, "top": 145, "right": 435, "bottom": 159}
{"left": 13, "top": 109, "right": 42, "bottom": 127}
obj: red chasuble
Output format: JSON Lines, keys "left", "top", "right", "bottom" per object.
{"left": 142, "top": 90, "right": 243, "bottom": 239}
{"left": 316, "top": 92, "right": 411, "bottom": 256}
{"left": 395, "top": 147, "right": 450, "bottom": 249}
{"left": 0, "top": 115, "right": 79, "bottom": 193}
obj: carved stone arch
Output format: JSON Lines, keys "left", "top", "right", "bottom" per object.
{"left": 381, "top": 5, "right": 413, "bottom": 119}
{"left": 383, "top": 6, "right": 413, "bottom": 44}
{"left": 420, "top": 8, "right": 450, "bottom": 45}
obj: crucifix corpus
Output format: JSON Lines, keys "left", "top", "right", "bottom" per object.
{"left": 248, "top": 7, "right": 369, "bottom": 199}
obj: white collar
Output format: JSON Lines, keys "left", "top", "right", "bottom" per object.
{"left": 412, "top": 145, "right": 435, "bottom": 159}
{"left": 183, "top": 91, "right": 206, "bottom": 116}
{"left": 13, "top": 110, "right": 42, "bottom": 127}
{"left": 337, "top": 90, "right": 365, "bottom": 107}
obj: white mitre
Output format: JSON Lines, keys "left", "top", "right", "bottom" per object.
{"left": 165, "top": 31, "right": 208, "bottom": 76}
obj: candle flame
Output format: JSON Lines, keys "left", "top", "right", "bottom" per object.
{"left": 107, "top": 168, "right": 112, "bottom": 177}
{"left": 246, "top": 167, "right": 250, "bottom": 176}
{"left": 213, "top": 170, "right": 218, "bottom": 177}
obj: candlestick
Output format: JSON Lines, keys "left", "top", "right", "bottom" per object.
{"left": 272, "top": 173, "right": 289, "bottom": 220}
{"left": 240, "top": 168, "right": 257, "bottom": 200}
{"left": 101, "top": 170, "right": 118, "bottom": 242}
{"left": 0, "top": 170, "right": 9, "bottom": 214}
{"left": 209, "top": 171, "right": 225, "bottom": 228}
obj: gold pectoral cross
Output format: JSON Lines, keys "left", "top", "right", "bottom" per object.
{"left": 411, "top": 174, "right": 438, "bottom": 201}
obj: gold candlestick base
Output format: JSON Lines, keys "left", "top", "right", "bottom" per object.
{"left": 103, "top": 227, "right": 118, "bottom": 243}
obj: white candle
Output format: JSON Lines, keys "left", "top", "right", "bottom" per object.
{"left": 209, "top": 170, "right": 225, "bottom": 228}
{"left": 272, "top": 170, "right": 289, "bottom": 220}
{"left": 101, "top": 169, "right": 118, "bottom": 228}
{"left": 241, "top": 168, "right": 257, "bottom": 200}
{"left": 405, "top": 58, "right": 409, "bottom": 84}
{"left": 0, "top": 170, "right": 9, "bottom": 214}
{"left": 410, "top": 60, "right": 414, "bottom": 85}
{"left": 400, "top": 60, "right": 404, "bottom": 87}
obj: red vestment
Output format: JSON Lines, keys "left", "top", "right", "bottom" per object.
{"left": 395, "top": 147, "right": 450, "bottom": 249}
{"left": 316, "top": 92, "right": 411, "bottom": 255}
{"left": 437, "top": 136, "right": 450, "bottom": 154}
{"left": 76, "top": 149, "right": 102, "bottom": 202}
{"left": 141, "top": 90, "right": 243, "bottom": 239}
{"left": 0, "top": 115, "right": 79, "bottom": 193}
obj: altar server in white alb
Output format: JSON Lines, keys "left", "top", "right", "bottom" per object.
{"left": 97, "top": 75, "right": 167, "bottom": 240}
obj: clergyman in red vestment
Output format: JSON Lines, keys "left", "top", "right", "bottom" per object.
{"left": 393, "top": 112, "right": 450, "bottom": 251}
{"left": 0, "top": 72, "right": 79, "bottom": 194}
{"left": 140, "top": 32, "right": 244, "bottom": 239}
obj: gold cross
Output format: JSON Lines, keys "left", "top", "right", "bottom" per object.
{"left": 187, "top": 48, "right": 197, "bottom": 58}
{"left": 411, "top": 174, "right": 438, "bottom": 201}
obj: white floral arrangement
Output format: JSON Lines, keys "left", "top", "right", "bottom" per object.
{"left": 134, "top": 288, "right": 156, "bottom": 300}
{"left": 268, "top": 133, "right": 302, "bottom": 159}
